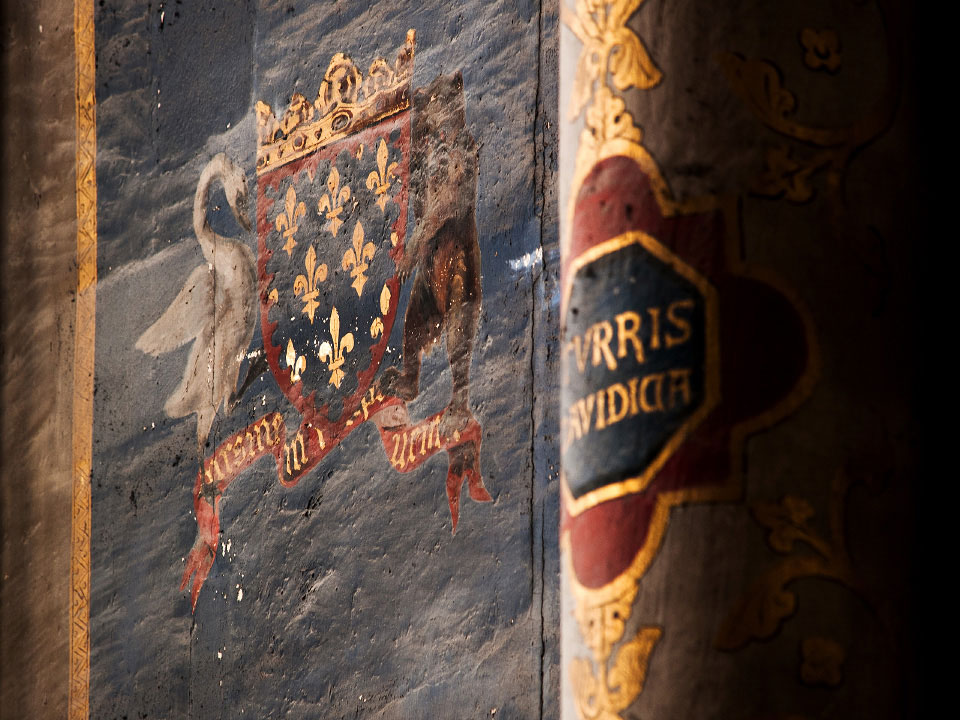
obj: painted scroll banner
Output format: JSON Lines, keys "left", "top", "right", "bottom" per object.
{"left": 89, "top": 6, "right": 552, "bottom": 715}
{"left": 169, "top": 30, "right": 492, "bottom": 610}
{"left": 181, "top": 398, "right": 484, "bottom": 608}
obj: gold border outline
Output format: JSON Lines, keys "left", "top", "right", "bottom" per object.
{"left": 70, "top": 0, "right": 96, "bottom": 717}
{"left": 563, "top": 198, "right": 821, "bottom": 605}
{"left": 562, "top": 230, "right": 721, "bottom": 517}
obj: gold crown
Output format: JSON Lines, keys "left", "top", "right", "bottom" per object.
{"left": 256, "top": 29, "right": 416, "bottom": 174}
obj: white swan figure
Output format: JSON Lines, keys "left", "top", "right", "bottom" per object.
{"left": 137, "top": 153, "right": 256, "bottom": 458}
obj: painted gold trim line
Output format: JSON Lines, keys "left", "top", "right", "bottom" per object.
{"left": 70, "top": 0, "right": 96, "bottom": 718}
{"left": 562, "top": 230, "right": 721, "bottom": 517}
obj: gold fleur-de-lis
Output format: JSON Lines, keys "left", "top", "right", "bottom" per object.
{"left": 293, "top": 245, "right": 328, "bottom": 324}
{"left": 370, "top": 284, "right": 392, "bottom": 338}
{"left": 275, "top": 185, "right": 307, "bottom": 256}
{"left": 317, "top": 165, "right": 351, "bottom": 236}
{"left": 379, "top": 284, "right": 391, "bottom": 315}
{"left": 342, "top": 220, "right": 376, "bottom": 297}
{"left": 366, "top": 138, "right": 399, "bottom": 211}
{"left": 318, "top": 307, "right": 354, "bottom": 388}
{"left": 285, "top": 339, "right": 306, "bottom": 383}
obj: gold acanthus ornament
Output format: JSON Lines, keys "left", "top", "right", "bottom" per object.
{"left": 293, "top": 245, "right": 328, "bottom": 324}
{"left": 366, "top": 138, "right": 399, "bottom": 211}
{"left": 342, "top": 220, "right": 376, "bottom": 298}
{"left": 566, "top": 546, "right": 662, "bottom": 720}
{"left": 275, "top": 185, "right": 307, "bottom": 256}
{"left": 564, "top": 0, "right": 662, "bottom": 122}
{"left": 317, "top": 165, "right": 351, "bottom": 237}
{"left": 318, "top": 307, "right": 354, "bottom": 389}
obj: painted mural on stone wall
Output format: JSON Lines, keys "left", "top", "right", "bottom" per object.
{"left": 135, "top": 33, "right": 492, "bottom": 609}
{"left": 90, "top": 3, "right": 554, "bottom": 717}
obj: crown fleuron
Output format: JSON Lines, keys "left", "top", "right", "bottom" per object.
{"left": 256, "top": 29, "right": 416, "bottom": 174}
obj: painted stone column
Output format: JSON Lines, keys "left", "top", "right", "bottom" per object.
{"left": 559, "top": 1, "right": 919, "bottom": 718}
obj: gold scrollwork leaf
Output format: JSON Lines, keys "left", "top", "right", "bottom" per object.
{"left": 570, "top": 42, "right": 602, "bottom": 122}
{"left": 754, "top": 145, "right": 832, "bottom": 204}
{"left": 715, "top": 569, "right": 798, "bottom": 650}
{"left": 716, "top": 53, "right": 796, "bottom": 129}
{"left": 717, "top": 477, "right": 859, "bottom": 651}
{"left": 564, "top": 0, "right": 662, "bottom": 121}
{"left": 606, "top": 627, "right": 662, "bottom": 709}
{"left": 579, "top": 86, "right": 643, "bottom": 166}
{"left": 608, "top": 25, "right": 661, "bottom": 93}
{"left": 716, "top": 52, "right": 852, "bottom": 147}
{"left": 752, "top": 495, "right": 816, "bottom": 554}
{"left": 800, "top": 29, "right": 841, "bottom": 73}
{"left": 570, "top": 656, "right": 602, "bottom": 720}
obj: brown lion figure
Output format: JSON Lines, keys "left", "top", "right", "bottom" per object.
{"left": 379, "top": 70, "right": 482, "bottom": 436}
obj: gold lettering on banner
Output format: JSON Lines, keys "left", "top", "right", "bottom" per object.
{"left": 565, "top": 298, "right": 696, "bottom": 377}
{"left": 665, "top": 298, "right": 694, "bottom": 347}
{"left": 562, "top": 368, "right": 697, "bottom": 451}
{"left": 591, "top": 321, "right": 617, "bottom": 371}
{"left": 275, "top": 184, "right": 307, "bottom": 256}
{"left": 218, "top": 447, "right": 234, "bottom": 474}
{"left": 318, "top": 165, "right": 351, "bottom": 237}
{"left": 253, "top": 418, "right": 272, "bottom": 451}
{"left": 390, "top": 433, "right": 404, "bottom": 469}
{"left": 284, "top": 431, "right": 309, "bottom": 476}
{"left": 614, "top": 311, "right": 643, "bottom": 362}
{"left": 387, "top": 417, "right": 442, "bottom": 471}
{"left": 233, "top": 436, "right": 245, "bottom": 466}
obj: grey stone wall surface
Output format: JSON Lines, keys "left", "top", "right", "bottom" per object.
{"left": 88, "top": 1, "right": 560, "bottom": 719}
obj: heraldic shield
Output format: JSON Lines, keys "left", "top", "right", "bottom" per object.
{"left": 178, "top": 31, "right": 491, "bottom": 609}
{"left": 257, "top": 59, "right": 411, "bottom": 431}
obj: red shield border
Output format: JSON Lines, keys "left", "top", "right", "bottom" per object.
{"left": 255, "top": 111, "right": 410, "bottom": 448}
